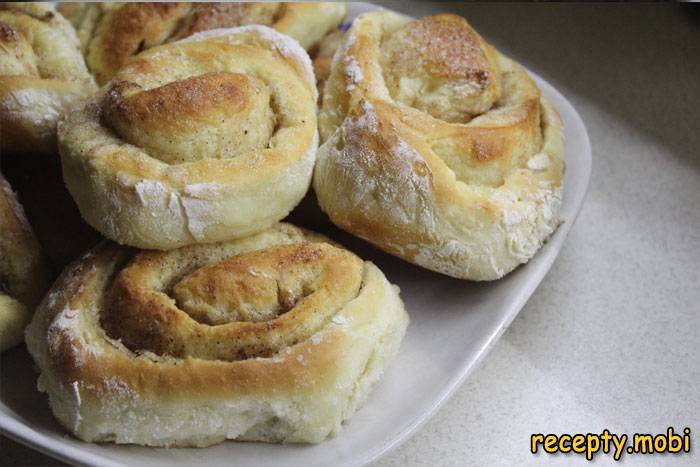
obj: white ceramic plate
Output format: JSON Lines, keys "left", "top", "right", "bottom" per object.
{"left": 0, "top": 3, "right": 591, "bottom": 466}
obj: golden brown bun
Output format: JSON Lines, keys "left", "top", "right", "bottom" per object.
{"left": 0, "top": 173, "right": 51, "bottom": 351}
{"left": 0, "top": 3, "right": 96, "bottom": 156}
{"left": 314, "top": 12, "right": 565, "bottom": 280}
{"left": 25, "top": 223, "right": 409, "bottom": 446}
{"left": 59, "top": 25, "right": 319, "bottom": 250}
{"left": 59, "top": 2, "right": 347, "bottom": 85}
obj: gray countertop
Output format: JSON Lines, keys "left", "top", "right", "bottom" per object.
{"left": 3, "top": 3, "right": 699, "bottom": 466}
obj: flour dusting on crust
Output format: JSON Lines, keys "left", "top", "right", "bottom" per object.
{"left": 178, "top": 25, "right": 316, "bottom": 93}
{"left": 184, "top": 182, "right": 222, "bottom": 199}
{"left": 135, "top": 179, "right": 168, "bottom": 205}
{"left": 314, "top": 11, "right": 565, "bottom": 280}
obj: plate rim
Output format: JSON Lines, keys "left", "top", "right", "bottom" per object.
{"left": 353, "top": 72, "right": 593, "bottom": 466}
{"left": 0, "top": 2, "right": 592, "bottom": 465}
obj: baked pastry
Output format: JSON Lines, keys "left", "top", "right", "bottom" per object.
{"left": 0, "top": 174, "right": 51, "bottom": 352}
{"left": 312, "top": 29, "right": 345, "bottom": 99}
{"left": 0, "top": 2, "right": 95, "bottom": 156}
{"left": 315, "top": 13, "right": 565, "bottom": 280}
{"left": 59, "top": 2, "right": 348, "bottom": 85}
{"left": 59, "top": 26, "right": 318, "bottom": 250}
{"left": 25, "top": 223, "right": 409, "bottom": 446}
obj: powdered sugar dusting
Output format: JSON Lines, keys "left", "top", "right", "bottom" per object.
{"left": 167, "top": 192, "right": 180, "bottom": 218}
{"left": 102, "top": 376, "right": 137, "bottom": 400}
{"left": 235, "top": 25, "right": 315, "bottom": 92}
{"left": 27, "top": 211, "right": 406, "bottom": 444}
{"left": 332, "top": 314, "right": 348, "bottom": 325}
{"left": 355, "top": 99, "right": 378, "bottom": 132}
{"left": 319, "top": 97, "right": 435, "bottom": 233}
{"left": 314, "top": 11, "right": 565, "bottom": 280}
{"left": 388, "top": 136, "right": 435, "bottom": 229}
{"left": 336, "top": 30, "right": 364, "bottom": 93}
{"left": 408, "top": 179, "right": 562, "bottom": 279}
{"left": 180, "top": 196, "right": 212, "bottom": 241}
{"left": 184, "top": 182, "right": 221, "bottom": 199}
{"left": 47, "top": 306, "right": 101, "bottom": 368}
{"left": 345, "top": 56, "right": 363, "bottom": 91}
{"left": 135, "top": 179, "right": 168, "bottom": 205}
{"left": 310, "top": 334, "right": 322, "bottom": 345}
{"left": 247, "top": 268, "right": 273, "bottom": 279}
{"left": 48, "top": 307, "right": 78, "bottom": 334}
{"left": 527, "top": 153, "right": 550, "bottom": 170}
{"left": 413, "top": 240, "right": 472, "bottom": 278}
{"left": 495, "top": 184, "right": 562, "bottom": 263}
{"left": 47, "top": 289, "right": 62, "bottom": 308}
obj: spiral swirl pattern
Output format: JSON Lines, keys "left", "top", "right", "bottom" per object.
{"left": 25, "top": 223, "right": 408, "bottom": 446}
{"left": 0, "top": 3, "right": 95, "bottom": 155}
{"left": 315, "top": 12, "right": 565, "bottom": 280}
{"left": 59, "top": 26, "right": 319, "bottom": 249}
{"left": 59, "top": 2, "right": 348, "bottom": 85}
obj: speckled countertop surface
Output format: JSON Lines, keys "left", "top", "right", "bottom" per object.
{"left": 2, "top": 3, "right": 699, "bottom": 466}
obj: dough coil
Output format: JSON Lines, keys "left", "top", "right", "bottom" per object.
{"left": 25, "top": 223, "right": 409, "bottom": 446}
{"left": 315, "top": 12, "right": 565, "bottom": 280}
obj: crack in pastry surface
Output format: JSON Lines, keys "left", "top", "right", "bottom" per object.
{"left": 59, "top": 25, "right": 319, "bottom": 249}
{"left": 24, "top": 223, "right": 409, "bottom": 446}
{"left": 315, "top": 12, "right": 565, "bottom": 280}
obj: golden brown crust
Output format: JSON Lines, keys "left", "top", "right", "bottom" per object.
{"left": 0, "top": 2, "right": 95, "bottom": 155}
{"left": 315, "top": 12, "right": 565, "bottom": 280}
{"left": 106, "top": 72, "right": 258, "bottom": 123}
{"left": 85, "top": 2, "right": 190, "bottom": 85}
{"left": 387, "top": 15, "right": 491, "bottom": 79}
{"left": 25, "top": 223, "right": 409, "bottom": 445}
{"left": 379, "top": 14, "right": 500, "bottom": 121}
{"left": 104, "top": 242, "right": 363, "bottom": 360}
{"left": 103, "top": 70, "right": 275, "bottom": 164}
{"left": 178, "top": 2, "right": 280, "bottom": 38}
{"left": 65, "top": 2, "right": 347, "bottom": 85}
{"left": 44, "top": 234, "right": 354, "bottom": 396}
{"left": 59, "top": 26, "right": 318, "bottom": 249}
